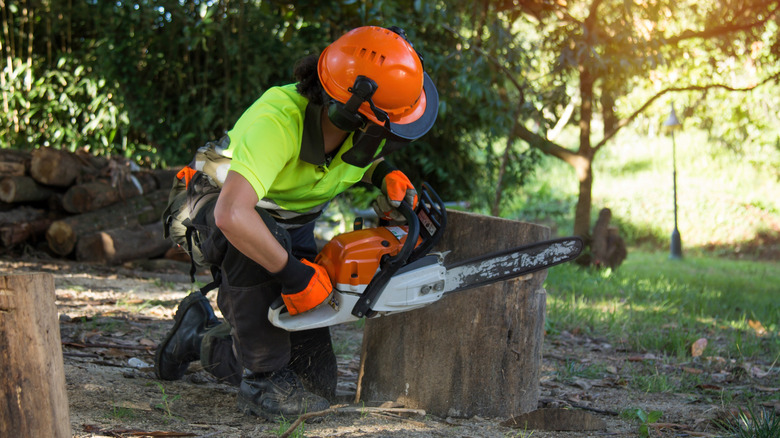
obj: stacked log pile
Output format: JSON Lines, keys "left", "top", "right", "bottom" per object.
{"left": 0, "top": 147, "right": 180, "bottom": 265}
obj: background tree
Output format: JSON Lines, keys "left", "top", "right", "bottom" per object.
{"left": 477, "top": 0, "right": 780, "bottom": 236}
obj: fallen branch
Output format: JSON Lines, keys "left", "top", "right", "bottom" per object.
{"left": 63, "top": 341, "right": 155, "bottom": 351}
{"left": 62, "top": 351, "right": 101, "bottom": 359}
{"left": 280, "top": 405, "right": 426, "bottom": 438}
{"left": 82, "top": 424, "right": 195, "bottom": 437}
{"left": 647, "top": 422, "right": 718, "bottom": 437}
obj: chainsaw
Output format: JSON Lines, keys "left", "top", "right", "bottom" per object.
{"left": 269, "top": 183, "right": 583, "bottom": 331}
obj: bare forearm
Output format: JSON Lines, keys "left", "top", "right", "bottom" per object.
{"left": 216, "top": 205, "right": 288, "bottom": 273}
{"left": 214, "top": 171, "right": 288, "bottom": 273}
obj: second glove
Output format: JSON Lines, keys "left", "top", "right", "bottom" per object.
{"left": 370, "top": 161, "right": 417, "bottom": 222}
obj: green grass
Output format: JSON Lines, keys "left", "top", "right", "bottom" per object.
{"left": 717, "top": 405, "right": 780, "bottom": 438}
{"left": 106, "top": 405, "right": 136, "bottom": 420}
{"left": 555, "top": 359, "right": 606, "bottom": 383}
{"left": 544, "top": 251, "right": 779, "bottom": 362}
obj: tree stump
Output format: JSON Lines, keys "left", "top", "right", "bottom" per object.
{"left": 0, "top": 273, "right": 70, "bottom": 437}
{"left": 577, "top": 207, "right": 627, "bottom": 269}
{"left": 357, "top": 210, "right": 550, "bottom": 418}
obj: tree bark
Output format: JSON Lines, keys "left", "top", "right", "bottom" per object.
{"left": 76, "top": 221, "right": 172, "bottom": 265}
{"left": 46, "top": 189, "right": 168, "bottom": 256}
{"left": 357, "top": 210, "right": 550, "bottom": 418}
{"left": 573, "top": 68, "right": 596, "bottom": 238}
{"left": 0, "top": 175, "right": 56, "bottom": 203}
{"left": 573, "top": 159, "right": 594, "bottom": 237}
{"left": 0, "top": 273, "right": 70, "bottom": 438}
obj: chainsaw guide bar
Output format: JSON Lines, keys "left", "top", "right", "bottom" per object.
{"left": 442, "top": 237, "right": 584, "bottom": 294}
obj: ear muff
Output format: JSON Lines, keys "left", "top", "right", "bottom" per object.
{"left": 324, "top": 75, "right": 386, "bottom": 132}
{"left": 325, "top": 97, "right": 366, "bottom": 132}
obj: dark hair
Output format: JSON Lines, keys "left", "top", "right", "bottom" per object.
{"left": 294, "top": 54, "right": 324, "bottom": 105}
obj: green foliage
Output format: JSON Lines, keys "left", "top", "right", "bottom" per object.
{"left": 0, "top": 57, "right": 136, "bottom": 155}
{"left": 148, "top": 381, "right": 180, "bottom": 418}
{"left": 81, "top": 1, "right": 332, "bottom": 166}
{"left": 2, "top": 0, "right": 779, "bottom": 213}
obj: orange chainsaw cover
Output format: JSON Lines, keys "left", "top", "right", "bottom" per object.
{"left": 315, "top": 226, "right": 421, "bottom": 288}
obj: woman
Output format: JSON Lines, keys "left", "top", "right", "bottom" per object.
{"left": 154, "top": 25, "right": 438, "bottom": 420}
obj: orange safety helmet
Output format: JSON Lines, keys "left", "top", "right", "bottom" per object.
{"left": 318, "top": 26, "right": 438, "bottom": 165}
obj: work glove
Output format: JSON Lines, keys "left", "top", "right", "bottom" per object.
{"left": 370, "top": 161, "right": 417, "bottom": 223}
{"left": 275, "top": 256, "right": 333, "bottom": 316}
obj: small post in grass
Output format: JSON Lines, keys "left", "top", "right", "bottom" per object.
{"left": 663, "top": 104, "right": 683, "bottom": 259}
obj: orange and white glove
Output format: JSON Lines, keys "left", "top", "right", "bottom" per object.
{"left": 370, "top": 161, "right": 417, "bottom": 223}
{"left": 275, "top": 257, "right": 332, "bottom": 316}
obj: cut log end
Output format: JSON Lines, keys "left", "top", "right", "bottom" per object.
{"left": 46, "top": 220, "right": 76, "bottom": 256}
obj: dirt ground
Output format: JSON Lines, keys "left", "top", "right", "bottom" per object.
{"left": 2, "top": 253, "right": 778, "bottom": 438}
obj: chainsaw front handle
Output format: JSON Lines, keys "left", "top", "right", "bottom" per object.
{"left": 351, "top": 198, "right": 419, "bottom": 318}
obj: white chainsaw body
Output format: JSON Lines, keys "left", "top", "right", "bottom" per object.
{"left": 268, "top": 255, "right": 447, "bottom": 331}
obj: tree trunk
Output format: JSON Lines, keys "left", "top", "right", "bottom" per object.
{"left": 357, "top": 210, "right": 550, "bottom": 418}
{"left": 0, "top": 175, "right": 56, "bottom": 203}
{"left": 76, "top": 221, "right": 172, "bottom": 265}
{"left": 492, "top": 116, "right": 521, "bottom": 216}
{"left": 46, "top": 189, "right": 168, "bottom": 256}
{"left": 573, "top": 68, "right": 595, "bottom": 237}
{"left": 573, "top": 159, "right": 594, "bottom": 237}
{"left": 0, "top": 273, "right": 70, "bottom": 438}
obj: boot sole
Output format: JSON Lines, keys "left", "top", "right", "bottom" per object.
{"left": 154, "top": 291, "right": 210, "bottom": 380}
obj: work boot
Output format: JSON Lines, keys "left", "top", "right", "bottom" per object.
{"left": 155, "top": 291, "right": 220, "bottom": 380}
{"left": 237, "top": 367, "right": 330, "bottom": 420}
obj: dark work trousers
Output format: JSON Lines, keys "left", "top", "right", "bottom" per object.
{"left": 202, "top": 217, "right": 338, "bottom": 399}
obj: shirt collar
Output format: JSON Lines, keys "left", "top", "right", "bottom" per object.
{"left": 299, "top": 103, "right": 327, "bottom": 166}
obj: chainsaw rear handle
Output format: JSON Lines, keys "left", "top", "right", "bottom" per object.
{"left": 351, "top": 198, "right": 419, "bottom": 318}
